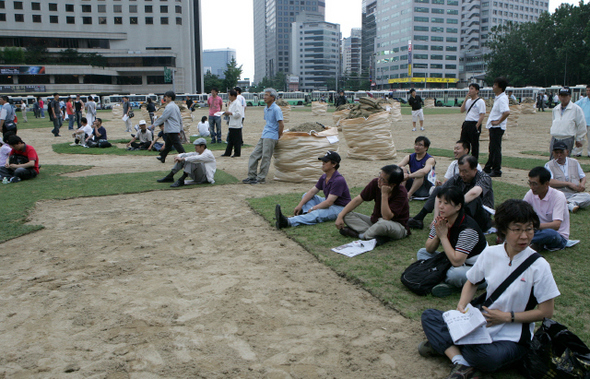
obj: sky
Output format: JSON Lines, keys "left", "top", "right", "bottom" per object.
{"left": 200, "top": 0, "right": 579, "bottom": 83}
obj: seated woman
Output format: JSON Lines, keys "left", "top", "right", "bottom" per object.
{"left": 417, "top": 187, "right": 487, "bottom": 298}
{"left": 419, "top": 199, "right": 560, "bottom": 379}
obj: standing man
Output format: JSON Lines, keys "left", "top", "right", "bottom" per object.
{"left": 334, "top": 91, "right": 347, "bottom": 107}
{"left": 154, "top": 91, "right": 185, "bottom": 163}
{"left": 460, "top": 83, "right": 486, "bottom": 159}
{"left": 235, "top": 87, "right": 247, "bottom": 127}
{"left": 207, "top": 88, "right": 223, "bottom": 143}
{"left": 122, "top": 96, "right": 132, "bottom": 132}
{"left": 242, "top": 88, "right": 284, "bottom": 185}
{"left": 74, "top": 94, "right": 84, "bottom": 129}
{"left": 524, "top": 167, "right": 570, "bottom": 251}
{"left": 86, "top": 96, "right": 97, "bottom": 127}
{"left": 408, "top": 88, "right": 425, "bottom": 132}
{"left": 572, "top": 85, "right": 590, "bottom": 157}
{"left": 50, "top": 93, "right": 63, "bottom": 137}
{"left": 221, "top": 90, "right": 244, "bottom": 158}
{"left": 549, "top": 87, "right": 586, "bottom": 156}
{"left": 483, "top": 77, "right": 510, "bottom": 177}
{"left": 0, "top": 95, "right": 17, "bottom": 136}
{"left": 185, "top": 96, "right": 193, "bottom": 111}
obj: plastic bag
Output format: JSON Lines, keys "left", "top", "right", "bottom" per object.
{"left": 521, "top": 318, "right": 590, "bottom": 379}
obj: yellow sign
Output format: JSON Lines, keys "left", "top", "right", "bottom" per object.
{"left": 388, "top": 78, "right": 459, "bottom": 84}
{"left": 408, "top": 64, "right": 412, "bottom": 77}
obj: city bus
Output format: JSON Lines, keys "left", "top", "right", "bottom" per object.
{"left": 101, "top": 94, "right": 158, "bottom": 109}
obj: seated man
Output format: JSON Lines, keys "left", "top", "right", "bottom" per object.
{"left": 545, "top": 141, "right": 590, "bottom": 213}
{"left": 127, "top": 120, "right": 153, "bottom": 150}
{"left": 157, "top": 138, "right": 216, "bottom": 188}
{"left": 437, "top": 139, "right": 481, "bottom": 186}
{"left": 416, "top": 187, "right": 487, "bottom": 297}
{"left": 85, "top": 118, "right": 108, "bottom": 147}
{"left": 0, "top": 135, "right": 39, "bottom": 183}
{"left": 0, "top": 131, "right": 15, "bottom": 166}
{"left": 148, "top": 124, "right": 165, "bottom": 151}
{"left": 71, "top": 117, "right": 93, "bottom": 147}
{"left": 399, "top": 136, "right": 436, "bottom": 199}
{"left": 275, "top": 151, "right": 351, "bottom": 229}
{"left": 524, "top": 166, "right": 569, "bottom": 251}
{"left": 409, "top": 155, "right": 494, "bottom": 233}
{"left": 335, "top": 164, "right": 410, "bottom": 243}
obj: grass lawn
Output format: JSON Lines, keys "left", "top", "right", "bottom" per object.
{"left": 248, "top": 180, "right": 590, "bottom": 350}
{"left": 17, "top": 109, "right": 112, "bottom": 130}
{"left": 291, "top": 105, "right": 460, "bottom": 116}
{"left": 0, "top": 165, "right": 238, "bottom": 243}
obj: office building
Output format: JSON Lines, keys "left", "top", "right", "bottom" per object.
{"left": 0, "top": 0, "right": 203, "bottom": 94}
{"left": 342, "top": 28, "right": 362, "bottom": 76}
{"left": 361, "top": 0, "right": 377, "bottom": 85}
{"left": 203, "top": 48, "right": 236, "bottom": 79}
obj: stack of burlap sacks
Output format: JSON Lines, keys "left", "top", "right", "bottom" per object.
{"left": 276, "top": 99, "right": 291, "bottom": 123}
{"left": 311, "top": 101, "right": 328, "bottom": 116}
{"left": 506, "top": 99, "right": 521, "bottom": 128}
{"left": 112, "top": 103, "right": 123, "bottom": 119}
{"left": 424, "top": 98, "right": 435, "bottom": 108}
{"left": 520, "top": 98, "right": 537, "bottom": 114}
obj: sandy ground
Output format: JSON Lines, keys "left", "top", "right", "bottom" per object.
{"left": 0, "top": 105, "right": 556, "bottom": 378}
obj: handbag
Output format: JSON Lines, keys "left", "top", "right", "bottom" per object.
{"left": 401, "top": 252, "right": 452, "bottom": 296}
{"left": 128, "top": 110, "right": 135, "bottom": 118}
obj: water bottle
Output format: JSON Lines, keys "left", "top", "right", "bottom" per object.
{"left": 2, "top": 177, "right": 8, "bottom": 184}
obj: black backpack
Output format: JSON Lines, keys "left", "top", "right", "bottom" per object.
{"left": 401, "top": 252, "right": 452, "bottom": 296}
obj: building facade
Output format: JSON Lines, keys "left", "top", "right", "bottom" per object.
{"left": 290, "top": 19, "right": 340, "bottom": 91}
{"left": 342, "top": 28, "right": 362, "bottom": 76}
{"left": 361, "top": 0, "right": 377, "bottom": 85}
{"left": 203, "top": 48, "right": 236, "bottom": 79}
{"left": 0, "top": 0, "right": 203, "bottom": 94}
{"left": 252, "top": 0, "right": 325, "bottom": 84}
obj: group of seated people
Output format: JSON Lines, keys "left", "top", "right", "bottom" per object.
{"left": 0, "top": 132, "right": 39, "bottom": 183}
{"left": 69, "top": 117, "right": 109, "bottom": 148}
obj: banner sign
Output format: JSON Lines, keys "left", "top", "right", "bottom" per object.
{"left": 0, "top": 66, "right": 46, "bottom": 75}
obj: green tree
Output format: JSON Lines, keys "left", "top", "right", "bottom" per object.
{"left": 222, "top": 57, "right": 243, "bottom": 91}
{"left": 1, "top": 47, "right": 25, "bottom": 64}
{"left": 24, "top": 44, "right": 51, "bottom": 65}
{"left": 204, "top": 71, "right": 223, "bottom": 94}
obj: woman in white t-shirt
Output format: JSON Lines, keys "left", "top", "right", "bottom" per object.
{"left": 197, "top": 116, "right": 210, "bottom": 138}
{"left": 419, "top": 199, "right": 560, "bottom": 379}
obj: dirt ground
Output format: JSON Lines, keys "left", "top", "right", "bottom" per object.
{"left": 0, "top": 105, "right": 556, "bottom": 378}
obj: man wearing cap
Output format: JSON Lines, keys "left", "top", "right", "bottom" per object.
{"left": 550, "top": 87, "right": 587, "bottom": 156}
{"left": 154, "top": 91, "right": 185, "bottom": 163}
{"left": 157, "top": 138, "right": 216, "bottom": 188}
{"left": 545, "top": 141, "right": 590, "bottom": 213}
{"left": 572, "top": 85, "right": 590, "bottom": 157}
{"left": 275, "top": 151, "right": 351, "bottom": 229}
{"left": 126, "top": 120, "right": 153, "bottom": 150}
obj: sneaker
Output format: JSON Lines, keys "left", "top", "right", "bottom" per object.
{"left": 9, "top": 177, "right": 21, "bottom": 183}
{"left": 275, "top": 204, "right": 289, "bottom": 229}
{"left": 170, "top": 179, "right": 185, "bottom": 188}
{"left": 251, "top": 179, "right": 265, "bottom": 185}
{"left": 408, "top": 217, "right": 424, "bottom": 229}
{"left": 412, "top": 128, "right": 417, "bottom": 132}
{"left": 157, "top": 176, "right": 174, "bottom": 183}
{"left": 339, "top": 227, "right": 359, "bottom": 239}
{"left": 431, "top": 283, "right": 459, "bottom": 298}
{"left": 418, "top": 341, "right": 437, "bottom": 358}
{"left": 446, "top": 364, "right": 482, "bottom": 379}
{"left": 420, "top": 127, "right": 425, "bottom": 131}
{"left": 242, "top": 177, "right": 255, "bottom": 184}
{"left": 569, "top": 203, "right": 580, "bottom": 213}
{"left": 69, "top": 143, "right": 78, "bottom": 147}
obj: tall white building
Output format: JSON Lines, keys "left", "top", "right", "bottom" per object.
{"left": 0, "top": 0, "right": 203, "bottom": 94}
{"left": 342, "top": 28, "right": 362, "bottom": 76}
{"left": 290, "top": 18, "right": 340, "bottom": 91}
{"left": 203, "top": 48, "right": 236, "bottom": 79}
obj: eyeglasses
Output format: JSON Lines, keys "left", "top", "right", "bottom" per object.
{"left": 507, "top": 227, "right": 535, "bottom": 235}
{"left": 527, "top": 181, "right": 541, "bottom": 187}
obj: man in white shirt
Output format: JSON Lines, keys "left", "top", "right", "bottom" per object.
{"left": 157, "top": 138, "right": 216, "bottom": 187}
{"left": 221, "top": 89, "right": 244, "bottom": 158}
{"left": 550, "top": 87, "right": 586, "bottom": 156}
{"left": 85, "top": 96, "right": 97, "bottom": 126}
{"left": 572, "top": 85, "right": 590, "bottom": 157}
{"left": 483, "top": 77, "right": 511, "bottom": 177}
{"left": 545, "top": 141, "right": 590, "bottom": 213}
{"left": 460, "top": 83, "right": 486, "bottom": 159}
{"left": 71, "top": 117, "right": 93, "bottom": 147}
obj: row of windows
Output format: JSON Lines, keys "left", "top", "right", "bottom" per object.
{"left": 0, "top": 2, "right": 181, "bottom": 13}
{"left": 0, "top": 14, "right": 182, "bottom": 25}
{"left": 413, "top": 35, "right": 456, "bottom": 42}
{"left": 493, "top": 0, "right": 547, "bottom": 7}
{"left": 414, "top": 16, "right": 458, "bottom": 23}
{"left": 414, "top": 26, "right": 458, "bottom": 33}
{"left": 413, "top": 45, "right": 457, "bottom": 51}
{"left": 413, "top": 0, "right": 459, "bottom": 4}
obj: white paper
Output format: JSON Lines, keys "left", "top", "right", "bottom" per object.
{"left": 331, "top": 239, "right": 377, "bottom": 257}
{"left": 326, "top": 135, "right": 339, "bottom": 144}
{"left": 443, "top": 304, "right": 492, "bottom": 345}
{"left": 214, "top": 111, "right": 225, "bottom": 117}
{"left": 122, "top": 115, "right": 129, "bottom": 122}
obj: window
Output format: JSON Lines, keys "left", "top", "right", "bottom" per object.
{"left": 414, "top": 16, "right": 428, "bottom": 22}
{"left": 414, "top": 44, "right": 428, "bottom": 50}
{"left": 160, "top": 5, "right": 168, "bottom": 12}
{"left": 446, "top": 37, "right": 457, "bottom": 42}
{"left": 414, "top": 35, "right": 429, "bottom": 41}
{"left": 414, "top": 72, "right": 427, "bottom": 77}
{"left": 432, "top": 0, "right": 444, "bottom": 3}
{"left": 447, "top": 9, "right": 458, "bottom": 14}
{"left": 32, "top": 2, "right": 40, "bottom": 10}
{"left": 431, "top": 26, "right": 444, "bottom": 32}
{"left": 145, "top": 5, "right": 153, "bottom": 12}
{"left": 446, "top": 46, "right": 457, "bottom": 51}
{"left": 83, "top": 17, "right": 92, "bottom": 24}
{"left": 32, "top": 14, "right": 41, "bottom": 22}
{"left": 445, "top": 73, "right": 457, "bottom": 78}
{"left": 431, "top": 45, "right": 443, "bottom": 50}
{"left": 145, "top": 17, "right": 153, "bottom": 24}
{"left": 400, "top": 54, "right": 408, "bottom": 60}
{"left": 414, "top": 26, "right": 428, "bottom": 31}
{"left": 176, "top": 17, "right": 182, "bottom": 25}
{"left": 431, "top": 63, "right": 443, "bottom": 68}
{"left": 99, "top": 16, "right": 106, "bottom": 24}
{"left": 445, "top": 64, "right": 457, "bottom": 69}
{"left": 114, "top": 5, "right": 122, "bottom": 12}
{"left": 447, "top": 18, "right": 458, "bottom": 23}
{"left": 161, "top": 17, "right": 168, "bottom": 24}
{"left": 0, "top": 13, "right": 5, "bottom": 21}
{"left": 415, "top": 0, "right": 429, "bottom": 3}
{"left": 14, "top": 13, "right": 23, "bottom": 22}
{"left": 446, "top": 28, "right": 458, "bottom": 33}
{"left": 447, "top": 0, "right": 459, "bottom": 4}
{"left": 445, "top": 55, "right": 457, "bottom": 60}
{"left": 114, "top": 16, "right": 122, "bottom": 24}
{"left": 432, "top": 8, "right": 444, "bottom": 13}
{"left": 49, "top": 3, "right": 58, "bottom": 11}
{"left": 175, "top": 5, "right": 181, "bottom": 13}
{"left": 130, "top": 17, "right": 138, "bottom": 24}
{"left": 414, "top": 63, "right": 428, "bottom": 68}
{"left": 431, "top": 17, "right": 444, "bottom": 22}
{"left": 65, "top": 4, "right": 73, "bottom": 12}
{"left": 414, "top": 6, "right": 429, "bottom": 12}
{"left": 431, "top": 54, "right": 443, "bottom": 59}
{"left": 129, "top": 5, "right": 137, "bottom": 12}
{"left": 98, "top": 5, "right": 106, "bottom": 12}
{"left": 414, "top": 54, "right": 428, "bottom": 59}
{"left": 13, "top": 1, "right": 22, "bottom": 10}
{"left": 82, "top": 4, "right": 91, "bottom": 12}
{"left": 66, "top": 16, "right": 75, "bottom": 24}
{"left": 0, "top": 1, "right": 4, "bottom": 9}
{"left": 431, "top": 36, "right": 443, "bottom": 41}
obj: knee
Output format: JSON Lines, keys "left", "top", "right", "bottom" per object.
{"left": 416, "top": 247, "right": 429, "bottom": 260}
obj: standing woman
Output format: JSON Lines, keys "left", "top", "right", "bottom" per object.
{"left": 419, "top": 199, "right": 560, "bottom": 379}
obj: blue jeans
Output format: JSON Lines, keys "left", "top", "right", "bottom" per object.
{"left": 52, "top": 116, "right": 62, "bottom": 135}
{"left": 532, "top": 229, "right": 567, "bottom": 251}
{"left": 416, "top": 248, "right": 477, "bottom": 288}
{"left": 209, "top": 116, "right": 221, "bottom": 142}
{"left": 75, "top": 111, "right": 83, "bottom": 128}
{"left": 421, "top": 308, "right": 527, "bottom": 372}
{"left": 288, "top": 195, "right": 345, "bottom": 227}
{"left": 68, "top": 115, "right": 75, "bottom": 130}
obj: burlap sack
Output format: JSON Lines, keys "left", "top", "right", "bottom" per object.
{"left": 273, "top": 127, "right": 340, "bottom": 183}
{"left": 311, "top": 101, "right": 328, "bottom": 116}
{"left": 279, "top": 105, "right": 291, "bottom": 124}
{"left": 140, "top": 104, "right": 150, "bottom": 120}
{"left": 112, "top": 103, "right": 123, "bottom": 119}
{"left": 520, "top": 98, "right": 537, "bottom": 114}
{"left": 340, "top": 111, "right": 397, "bottom": 160}
{"left": 333, "top": 109, "right": 350, "bottom": 131}
{"left": 388, "top": 101, "right": 402, "bottom": 122}
{"left": 506, "top": 104, "right": 521, "bottom": 128}
{"left": 424, "top": 98, "right": 435, "bottom": 108}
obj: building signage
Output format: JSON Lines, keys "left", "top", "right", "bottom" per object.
{"left": 388, "top": 78, "right": 459, "bottom": 84}
{"left": 0, "top": 66, "right": 46, "bottom": 75}
{"left": 0, "top": 85, "right": 47, "bottom": 93}
{"left": 408, "top": 40, "right": 412, "bottom": 77}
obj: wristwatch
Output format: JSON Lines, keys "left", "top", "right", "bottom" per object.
{"left": 510, "top": 311, "right": 515, "bottom": 323}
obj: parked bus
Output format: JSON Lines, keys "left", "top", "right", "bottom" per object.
{"left": 101, "top": 94, "right": 158, "bottom": 109}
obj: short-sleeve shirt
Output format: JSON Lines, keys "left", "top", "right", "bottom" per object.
{"left": 136, "top": 129, "right": 153, "bottom": 143}
{"left": 428, "top": 211, "right": 486, "bottom": 259}
{"left": 315, "top": 171, "right": 351, "bottom": 207}
{"left": 262, "top": 102, "right": 283, "bottom": 140}
{"left": 360, "top": 178, "right": 410, "bottom": 232}
{"left": 444, "top": 170, "right": 494, "bottom": 209}
{"left": 92, "top": 126, "right": 107, "bottom": 140}
{"left": 464, "top": 98, "right": 486, "bottom": 122}
{"left": 523, "top": 187, "right": 569, "bottom": 239}
{"left": 444, "top": 160, "right": 482, "bottom": 180}
{"left": 10, "top": 144, "right": 39, "bottom": 174}
{"left": 466, "top": 245, "right": 560, "bottom": 343}
{"left": 208, "top": 96, "right": 223, "bottom": 116}
{"left": 408, "top": 95, "right": 423, "bottom": 111}
{"left": 486, "top": 92, "right": 510, "bottom": 130}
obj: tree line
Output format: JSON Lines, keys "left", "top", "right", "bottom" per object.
{"left": 0, "top": 47, "right": 106, "bottom": 67}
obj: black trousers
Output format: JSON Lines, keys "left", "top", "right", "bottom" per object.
{"left": 460, "top": 120, "right": 480, "bottom": 159}
{"left": 224, "top": 128, "right": 242, "bottom": 157}
{"left": 484, "top": 128, "right": 504, "bottom": 173}
{"left": 159, "top": 133, "right": 185, "bottom": 159}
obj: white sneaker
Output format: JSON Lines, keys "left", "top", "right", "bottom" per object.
{"left": 420, "top": 127, "right": 425, "bottom": 131}
{"left": 412, "top": 128, "right": 416, "bottom": 132}
{"left": 69, "top": 143, "right": 78, "bottom": 146}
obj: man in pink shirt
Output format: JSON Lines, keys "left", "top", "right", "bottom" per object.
{"left": 207, "top": 88, "right": 223, "bottom": 143}
{"left": 523, "top": 166, "right": 569, "bottom": 251}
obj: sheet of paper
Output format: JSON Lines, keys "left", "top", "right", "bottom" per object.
{"left": 326, "top": 135, "right": 339, "bottom": 144}
{"left": 122, "top": 115, "right": 129, "bottom": 122}
{"left": 443, "top": 304, "right": 491, "bottom": 345}
{"left": 331, "top": 239, "right": 377, "bottom": 257}
{"left": 214, "top": 111, "right": 225, "bottom": 117}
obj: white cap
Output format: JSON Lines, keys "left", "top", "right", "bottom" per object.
{"left": 139, "top": 119, "right": 147, "bottom": 125}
